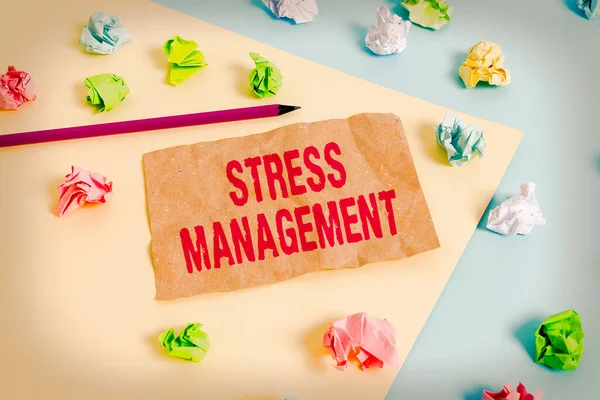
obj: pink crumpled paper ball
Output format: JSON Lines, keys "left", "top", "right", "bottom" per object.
{"left": 55, "top": 166, "right": 113, "bottom": 217}
{"left": 323, "top": 312, "right": 398, "bottom": 371}
{"left": 483, "top": 382, "right": 542, "bottom": 400}
{"left": 0, "top": 65, "right": 36, "bottom": 110}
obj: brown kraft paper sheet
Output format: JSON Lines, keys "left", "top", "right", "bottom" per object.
{"left": 143, "top": 113, "right": 440, "bottom": 300}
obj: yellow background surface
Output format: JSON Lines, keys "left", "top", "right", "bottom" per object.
{"left": 0, "top": 0, "right": 521, "bottom": 399}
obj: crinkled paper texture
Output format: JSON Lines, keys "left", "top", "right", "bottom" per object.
{"left": 535, "top": 309, "right": 584, "bottom": 371}
{"left": 249, "top": 52, "right": 283, "bottom": 98}
{"left": 483, "top": 382, "right": 541, "bottom": 400}
{"left": 159, "top": 323, "right": 210, "bottom": 362}
{"left": 323, "top": 312, "right": 398, "bottom": 370}
{"left": 486, "top": 183, "right": 546, "bottom": 236}
{"left": 365, "top": 6, "right": 411, "bottom": 55}
{"left": 458, "top": 41, "right": 511, "bottom": 88}
{"left": 79, "top": 11, "right": 133, "bottom": 55}
{"left": 578, "top": 0, "right": 600, "bottom": 19}
{"left": 400, "top": 0, "right": 452, "bottom": 30}
{"left": 261, "top": 0, "right": 318, "bottom": 24}
{"left": 0, "top": 65, "right": 36, "bottom": 110}
{"left": 142, "top": 113, "right": 440, "bottom": 300}
{"left": 84, "top": 73, "right": 129, "bottom": 112}
{"left": 436, "top": 113, "right": 485, "bottom": 167}
{"left": 55, "top": 166, "right": 113, "bottom": 217}
{"left": 162, "top": 36, "right": 208, "bottom": 85}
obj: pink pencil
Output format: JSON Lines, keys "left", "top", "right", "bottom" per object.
{"left": 0, "top": 104, "right": 300, "bottom": 148}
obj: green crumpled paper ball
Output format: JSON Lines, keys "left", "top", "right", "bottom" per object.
{"left": 535, "top": 309, "right": 584, "bottom": 371}
{"left": 400, "top": 0, "right": 452, "bottom": 30}
{"left": 159, "top": 323, "right": 210, "bottom": 362}
{"left": 162, "top": 35, "right": 208, "bottom": 86}
{"left": 84, "top": 73, "right": 129, "bottom": 112}
{"left": 249, "top": 52, "right": 283, "bottom": 98}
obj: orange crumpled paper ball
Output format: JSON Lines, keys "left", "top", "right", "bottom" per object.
{"left": 55, "top": 166, "right": 113, "bottom": 216}
{"left": 0, "top": 65, "right": 36, "bottom": 110}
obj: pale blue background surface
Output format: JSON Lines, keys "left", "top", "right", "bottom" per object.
{"left": 152, "top": 0, "right": 599, "bottom": 397}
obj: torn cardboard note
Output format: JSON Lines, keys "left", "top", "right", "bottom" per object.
{"left": 143, "top": 113, "right": 440, "bottom": 300}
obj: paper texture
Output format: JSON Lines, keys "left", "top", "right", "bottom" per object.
{"left": 483, "top": 383, "right": 541, "bottom": 400}
{"left": 487, "top": 183, "right": 546, "bottom": 235}
{"left": 436, "top": 113, "right": 485, "bottom": 167}
{"left": 0, "top": 65, "right": 36, "bottom": 110}
{"left": 0, "top": 0, "right": 523, "bottom": 398}
{"left": 79, "top": 11, "right": 132, "bottom": 55}
{"left": 365, "top": 7, "right": 411, "bottom": 56}
{"left": 84, "top": 73, "right": 129, "bottom": 112}
{"left": 249, "top": 52, "right": 283, "bottom": 98}
{"left": 159, "top": 323, "right": 210, "bottom": 362}
{"left": 578, "top": 0, "right": 600, "bottom": 19}
{"left": 143, "top": 113, "right": 440, "bottom": 300}
{"left": 400, "top": 0, "right": 452, "bottom": 30}
{"left": 323, "top": 312, "right": 398, "bottom": 370}
{"left": 55, "top": 166, "right": 113, "bottom": 217}
{"left": 535, "top": 309, "right": 584, "bottom": 371}
{"left": 262, "top": 0, "right": 318, "bottom": 24}
{"left": 162, "top": 36, "right": 208, "bottom": 86}
{"left": 458, "top": 41, "right": 511, "bottom": 88}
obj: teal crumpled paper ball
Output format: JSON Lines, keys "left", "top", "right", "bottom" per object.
{"left": 435, "top": 113, "right": 485, "bottom": 167}
{"left": 577, "top": 0, "right": 600, "bottom": 19}
{"left": 79, "top": 11, "right": 133, "bottom": 55}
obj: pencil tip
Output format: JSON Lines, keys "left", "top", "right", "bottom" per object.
{"left": 278, "top": 104, "right": 301, "bottom": 115}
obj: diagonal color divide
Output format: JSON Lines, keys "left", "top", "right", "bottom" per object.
{"left": 0, "top": 0, "right": 521, "bottom": 399}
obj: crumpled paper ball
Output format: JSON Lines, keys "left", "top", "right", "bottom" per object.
{"left": 162, "top": 36, "right": 208, "bottom": 86}
{"left": 483, "top": 382, "right": 541, "bottom": 400}
{"left": 323, "top": 312, "right": 398, "bottom": 371}
{"left": 486, "top": 183, "right": 546, "bottom": 236}
{"left": 535, "top": 309, "right": 584, "bottom": 371}
{"left": 55, "top": 166, "right": 113, "bottom": 217}
{"left": 159, "top": 323, "right": 210, "bottom": 362}
{"left": 0, "top": 65, "right": 36, "bottom": 110}
{"left": 249, "top": 52, "right": 283, "bottom": 98}
{"left": 458, "top": 41, "right": 511, "bottom": 88}
{"left": 84, "top": 73, "right": 129, "bottom": 112}
{"left": 436, "top": 113, "right": 485, "bottom": 167}
{"left": 365, "top": 6, "right": 411, "bottom": 55}
{"left": 577, "top": 0, "right": 600, "bottom": 19}
{"left": 400, "top": 0, "right": 452, "bottom": 30}
{"left": 261, "top": 0, "right": 318, "bottom": 24}
{"left": 79, "top": 11, "right": 133, "bottom": 55}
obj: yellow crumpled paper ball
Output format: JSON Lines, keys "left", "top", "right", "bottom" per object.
{"left": 458, "top": 41, "right": 511, "bottom": 88}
